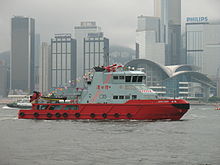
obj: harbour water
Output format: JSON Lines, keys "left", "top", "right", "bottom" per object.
{"left": 0, "top": 105, "right": 220, "bottom": 165}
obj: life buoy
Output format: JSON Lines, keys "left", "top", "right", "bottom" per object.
{"left": 75, "top": 113, "right": 80, "bottom": 118}
{"left": 102, "top": 113, "right": 107, "bottom": 118}
{"left": 55, "top": 113, "right": 61, "bottom": 118}
{"left": 127, "top": 113, "right": 132, "bottom": 118}
{"left": 19, "top": 112, "right": 25, "bottom": 117}
{"left": 47, "top": 113, "right": 52, "bottom": 118}
{"left": 114, "top": 113, "right": 120, "bottom": 118}
{"left": 63, "top": 113, "right": 68, "bottom": 118}
{"left": 90, "top": 113, "right": 96, "bottom": 118}
{"left": 34, "top": 112, "right": 39, "bottom": 117}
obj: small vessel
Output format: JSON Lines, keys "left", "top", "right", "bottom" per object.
{"left": 215, "top": 106, "right": 220, "bottom": 110}
{"left": 7, "top": 97, "right": 32, "bottom": 109}
{"left": 18, "top": 64, "right": 190, "bottom": 120}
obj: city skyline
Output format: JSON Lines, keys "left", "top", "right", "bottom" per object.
{"left": 0, "top": 0, "right": 220, "bottom": 52}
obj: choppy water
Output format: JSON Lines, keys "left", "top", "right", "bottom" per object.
{"left": 0, "top": 105, "right": 220, "bottom": 165}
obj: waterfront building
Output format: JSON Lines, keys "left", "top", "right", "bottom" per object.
{"left": 50, "top": 34, "right": 77, "bottom": 89}
{"left": 83, "top": 32, "right": 109, "bottom": 75}
{"left": 186, "top": 21, "right": 220, "bottom": 96}
{"left": 11, "top": 16, "right": 35, "bottom": 92}
{"left": 0, "top": 51, "right": 10, "bottom": 97}
{"left": 74, "top": 22, "right": 102, "bottom": 79}
{"left": 125, "top": 59, "right": 215, "bottom": 100}
{"left": 136, "top": 16, "right": 165, "bottom": 65}
{"left": 39, "top": 42, "right": 51, "bottom": 94}
{"left": 154, "top": 0, "right": 182, "bottom": 65}
{"left": 0, "top": 60, "right": 8, "bottom": 97}
{"left": 186, "top": 22, "right": 220, "bottom": 77}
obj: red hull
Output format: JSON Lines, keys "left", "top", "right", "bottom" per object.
{"left": 18, "top": 99, "right": 189, "bottom": 121}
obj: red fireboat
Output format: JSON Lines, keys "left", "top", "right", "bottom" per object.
{"left": 18, "top": 65, "right": 190, "bottom": 120}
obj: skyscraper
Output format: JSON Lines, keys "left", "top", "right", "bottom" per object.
{"left": 39, "top": 42, "right": 51, "bottom": 94}
{"left": 50, "top": 34, "right": 77, "bottom": 88}
{"left": 35, "top": 33, "right": 41, "bottom": 90}
{"left": 0, "top": 60, "right": 8, "bottom": 97}
{"left": 186, "top": 22, "right": 220, "bottom": 78}
{"left": 136, "top": 16, "right": 165, "bottom": 65}
{"left": 83, "top": 32, "right": 109, "bottom": 75}
{"left": 74, "top": 22, "right": 101, "bottom": 79}
{"left": 154, "top": 0, "right": 182, "bottom": 65}
{"left": 11, "top": 16, "right": 35, "bottom": 92}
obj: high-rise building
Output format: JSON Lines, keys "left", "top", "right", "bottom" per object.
{"left": 83, "top": 32, "right": 109, "bottom": 74}
{"left": 136, "top": 16, "right": 165, "bottom": 65}
{"left": 154, "top": 0, "right": 182, "bottom": 65}
{"left": 50, "top": 34, "right": 77, "bottom": 88}
{"left": 74, "top": 22, "right": 101, "bottom": 79}
{"left": 186, "top": 22, "right": 220, "bottom": 78}
{"left": 11, "top": 16, "right": 35, "bottom": 92}
{"left": 0, "top": 51, "right": 10, "bottom": 97}
{"left": 137, "top": 16, "right": 160, "bottom": 42}
{"left": 0, "top": 60, "right": 8, "bottom": 97}
{"left": 35, "top": 33, "right": 41, "bottom": 90}
{"left": 39, "top": 42, "right": 51, "bottom": 94}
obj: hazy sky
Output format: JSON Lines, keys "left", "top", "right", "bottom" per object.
{"left": 0, "top": 0, "right": 220, "bottom": 52}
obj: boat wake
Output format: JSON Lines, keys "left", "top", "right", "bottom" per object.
{"left": 188, "top": 114, "right": 207, "bottom": 120}
{"left": 2, "top": 106, "right": 18, "bottom": 110}
{"left": 0, "top": 117, "right": 17, "bottom": 121}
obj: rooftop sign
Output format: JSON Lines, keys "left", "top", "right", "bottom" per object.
{"left": 186, "top": 17, "right": 208, "bottom": 23}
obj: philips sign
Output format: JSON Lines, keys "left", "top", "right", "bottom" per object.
{"left": 186, "top": 17, "right": 208, "bottom": 23}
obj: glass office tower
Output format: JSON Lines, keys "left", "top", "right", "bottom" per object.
{"left": 11, "top": 16, "right": 35, "bottom": 92}
{"left": 83, "top": 32, "right": 109, "bottom": 75}
{"left": 50, "top": 34, "right": 77, "bottom": 88}
{"left": 154, "top": 0, "right": 182, "bottom": 65}
{"left": 74, "top": 22, "right": 101, "bottom": 79}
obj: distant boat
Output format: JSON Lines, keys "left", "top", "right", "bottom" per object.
{"left": 213, "top": 104, "right": 220, "bottom": 110}
{"left": 7, "top": 97, "right": 32, "bottom": 109}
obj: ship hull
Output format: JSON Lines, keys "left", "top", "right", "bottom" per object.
{"left": 18, "top": 99, "right": 189, "bottom": 121}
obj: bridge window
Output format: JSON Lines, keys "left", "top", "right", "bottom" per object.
{"left": 125, "top": 95, "right": 130, "bottom": 99}
{"left": 119, "top": 96, "right": 124, "bottom": 99}
{"left": 132, "top": 76, "right": 138, "bottom": 82}
{"left": 113, "top": 96, "right": 118, "bottom": 99}
{"left": 119, "top": 76, "right": 124, "bottom": 80}
{"left": 132, "top": 95, "right": 137, "bottom": 100}
{"left": 113, "top": 76, "right": 119, "bottom": 80}
{"left": 125, "top": 76, "right": 131, "bottom": 82}
{"left": 138, "top": 76, "right": 143, "bottom": 82}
